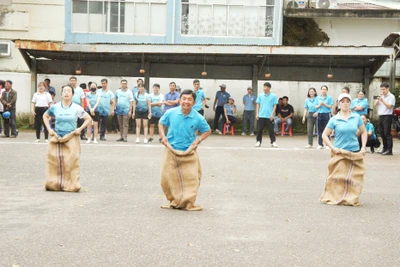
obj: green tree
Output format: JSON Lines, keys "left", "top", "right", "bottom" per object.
{"left": 283, "top": 17, "right": 330, "bottom": 46}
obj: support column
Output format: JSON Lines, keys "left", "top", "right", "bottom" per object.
{"left": 390, "top": 54, "right": 396, "bottom": 91}
{"left": 144, "top": 61, "right": 150, "bottom": 92}
{"left": 363, "top": 67, "right": 373, "bottom": 120}
{"left": 252, "top": 64, "right": 259, "bottom": 97}
{"left": 30, "top": 58, "right": 37, "bottom": 126}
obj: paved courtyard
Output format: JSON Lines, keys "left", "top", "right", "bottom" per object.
{"left": 1, "top": 132, "right": 399, "bottom": 267}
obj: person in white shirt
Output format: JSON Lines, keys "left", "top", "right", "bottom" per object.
{"left": 31, "top": 82, "right": 53, "bottom": 142}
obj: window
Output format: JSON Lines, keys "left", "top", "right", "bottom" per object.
{"left": 0, "top": 41, "right": 11, "bottom": 57}
{"left": 71, "top": 0, "right": 167, "bottom": 35}
{"left": 181, "top": 0, "right": 275, "bottom": 38}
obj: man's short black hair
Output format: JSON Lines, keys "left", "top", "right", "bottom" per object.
{"left": 44, "top": 78, "right": 51, "bottom": 82}
{"left": 80, "top": 83, "right": 87, "bottom": 89}
{"left": 380, "top": 82, "right": 390, "bottom": 88}
{"left": 62, "top": 85, "right": 74, "bottom": 94}
{"left": 153, "top": 83, "right": 160, "bottom": 88}
{"left": 264, "top": 82, "right": 271, "bottom": 87}
{"left": 69, "top": 76, "right": 77, "bottom": 81}
{"left": 0, "top": 80, "right": 5, "bottom": 88}
{"left": 138, "top": 83, "right": 145, "bottom": 88}
{"left": 193, "top": 79, "right": 200, "bottom": 84}
{"left": 282, "top": 96, "right": 289, "bottom": 101}
{"left": 5, "top": 80, "right": 12, "bottom": 85}
{"left": 343, "top": 86, "right": 350, "bottom": 93}
{"left": 321, "top": 85, "right": 328, "bottom": 91}
{"left": 180, "top": 89, "right": 196, "bottom": 101}
{"left": 137, "top": 78, "right": 143, "bottom": 83}
{"left": 101, "top": 78, "right": 108, "bottom": 83}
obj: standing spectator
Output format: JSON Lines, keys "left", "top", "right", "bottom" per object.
{"left": 192, "top": 79, "right": 206, "bottom": 115}
{"left": 315, "top": 85, "right": 333, "bottom": 149}
{"left": 213, "top": 84, "right": 230, "bottom": 134}
{"left": 358, "top": 114, "right": 380, "bottom": 153}
{"left": 302, "top": 87, "right": 318, "bottom": 148}
{"left": 85, "top": 82, "right": 101, "bottom": 144}
{"left": 1, "top": 80, "right": 18, "bottom": 138}
{"left": 273, "top": 96, "right": 294, "bottom": 136}
{"left": 98, "top": 78, "right": 115, "bottom": 141}
{"left": 163, "top": 82, "right": 180, "bottom": 114}
{"left": 374, "top": 82, "right": 396, "bottom": 155}
{"left": 130, "top": 78, "right": 144, "bottom": 133}
{"left": 149, "top": 83, "right": 164, "bottom": 143}
{"left": 132, "top": 83, "right": 151, "bottom": 143}
{"left": 115, "top": 79, "right": 133, "bottom": 142}
{"left": 223, "top": 97, "right": 237, "bottom": 131}
{"left": 242, "top": 86, "right": 256, "bottom": 136}
{"left": 44, "top": 78, "right": 56, "bottom": 96}
{"left": 0, "top": 80, "right": 5, "bottom": 136}
{"left": 255, "top": 82, "right": 278, "bottom": 147}
{"left": 332, "top": 86, "right": 350, "bottom": 115}
{"left": 351, "top": 90, "right": 369, "bottom": 116}
{"left": 131, "top": 78, "right": 144, "bottom": 95}
{"left": 31, "top": 82, "right": 53, "bottom": 142}
{"left": 69, "top": 76, "right": 87, "bottom": 140}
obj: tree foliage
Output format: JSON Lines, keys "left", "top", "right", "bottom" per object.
{"left": 283, "top": 17, "right": 330, "bottom": 46}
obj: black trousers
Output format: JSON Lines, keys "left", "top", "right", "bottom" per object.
{"left": 112, "top": 113, "right": 119, "bottom": 131}
{"left": 378, "top": 115, "right": 392, "bottom": 151}
{"left": 35, "top": 106, "right": 49, "bottom": 139}
{"left": 256, "top": 118, "right": 276, "bottom": 144}
{"left": 213, "top": 106, "right": 224, "bottom": 131}
{"left": 3, "top": 108, "right": 17, "bottom": 136}
{"left": 99, "top": 115, "right": 108, "bottom": 138}
{"left": 77, "top": 118, "right": 85, "bottom": 138}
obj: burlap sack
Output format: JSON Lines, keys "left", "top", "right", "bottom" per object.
{"left": 45, "top": 132, "right": 81, "bottom": 192}
{"left": 320, "top": 149, "right": 365, "bottom": 206}
{"left": 160, "top": 144, "right": 203, "bottom": 211}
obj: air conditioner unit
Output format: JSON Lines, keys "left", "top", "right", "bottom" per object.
{"left": 315, "top": 0, "right": 338, "bottom": 9}
{"left": 0, "top": 42, "right": 11, "bottom": 57}
{"left": 285, "top": 0, "right": 306, "bottom": 9}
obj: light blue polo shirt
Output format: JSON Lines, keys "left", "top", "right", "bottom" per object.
{"left": 160, "top": 107, "right": 210, "bottom": 151}
{"left": 85, "top": 91, "right": 101, "bottom": 112}
{"left": 365, "top": 122, "right": 376, "bottom": 139}
{"left": 97, "top": 89, "right": 115, "bottom": 116}
{"left": 46, "top": 102, "right": 87, "bottom": 137}
{"left": 150, "top": 93, "right": 164, "bottom": 118}
{"left": 327, "top": 113, "right": 363, "bottom": 151}
{"left": 315, "top": 95, "right": 333, "bottom": 114}
{"left": 351, "top": 98, "right": 369, "bottom": 115}
{"left": 193, "top": 89, "right": 206, "bottom": 111}
{"left": 224, "top": 104, "right": 236, "bottom": 116}
{"left": 164, "top": 91, "right": 180, "bottom": 113}
{"left": 243, "top": 94, "right": 256, "bottom": 111}
{"left": 115, "top": 89, "right": 133, "bottom": 115}
{"left": 134, "top": 92, "right": 151, "bottom": 112}
{"left": 304, "top": 97, "right": 317, "bottom": 113}
{"left": 215, "top": 91, "right": 230, "bottom": 107}
{"left": 256, "top": 92, "right": 278, "bottom": 118}
{"left": 72, "top": 87, "right": 85, "bottom": 106}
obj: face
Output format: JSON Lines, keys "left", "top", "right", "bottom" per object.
{"left": 69, "top": 78, "right": 77, "bottom": 88}
{"left": 358, "top": 91, "right": 364, "bottom": 99}
{"left": 320, "top": 87, "right": 327, "bottom": 95}
{"left": 5, "top": 82, "right": 11, "bottom": 90}
{"left": 180, "top": 93, "right": 195, "bottom": 112}
{"left": 380, "top": 86, "right": 389, "bottom": 95}
{"left": 137, "top": 80, "right": 143, "bottom": 86}
{"left": 38, "top": 83, "right": 45, "bottom": 92}
{"left": 193, "top": 82, "right": 200, "bottom": 90}
{"left": 169, "top": 83, "right": 176, "bottom": 91}
{"left": 282, "top": 98, "right": 288, "bottom": 105}
{"left": 220, "top": 86, "right": 226, "bottom": 91}
{"left": 341, "top": 89, "right": 349, "bottom": 93}
{"left": 263, "top": 86, "right": 270, "bottom": 93}
{"left": 228, "top": 99, "right": 234, "bottom": 105}
{"left": 153, "top": 86, "right": 159, "bottom": 94}
{"left": 121, "top": 81, "right": 127, "bottom": 90}
{"left": 361, "top": 115, "right": 367, "bottom": 125}
{"left": 339, "top": 98, "right": 351, "bottom": 111}
{"left": 62, "top": 86, "right": 74, "bottom": 100}
{"left": 247, "top": 89, "right": 252, "bottom": 94}
{"left": 138, "top": 86, "right": 144, "bottom": 93}
{"left": 101, "top": 81, "right": 107, "bottom": 89}
{"left": 309, "top": 89, "right": 316, "bottom": 97}
{"left": 90, "top": 83, "right": 97, "bottom": 90}
{"left": 44, "top": 80, "right": 50, "bottom": 86}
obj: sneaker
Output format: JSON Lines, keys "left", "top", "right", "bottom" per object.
{"left": 135, "top": 138, "right": 140, "bottom": 143}
{"left": 86, "top": 139, "right": 91, "bottom": 144}
{"left": 100, "top": 137, "right": 107, "bottom": 141}
{"left": 215, "top": 129, "right": 222, "bottom": 135}
{"left": 93, "top": 138, "right": 98, "bottom": 144}
{"left": 305, "top": 144, "right": 312, "bottom": 148}
{"left": 241, "top": 132, "right": 246, "bottom": 136}
{"left": 250, "top": 133, "right": 255, "bottom": 136}
{"left": 317, "top": 145, "right": 323, "bottom": 149}
{"left": 10, "top": 135, "right": 16, "bottom": 138}
{"left": 45, "top": 139, "right": 49, "bottom": 143}
{"left": 144, "top": 138, "right": 148, "bottom": 144}
{"left": 116, "top": 138, "right": 124, "bottom": 142}
{"left": 325, "top": 146, "right": 331, "bottom": 150}
{"left": 255, "top": 141, "right": 261, "bottom": 147}
{"left": 81, "top": 136, "right": 88, "bottom": 141}
{"left": 35, "top": 139, "right": 40, "bottom": 143}
{"left": 148, "top": 138, "right": 153, "bottom": 142}
{"left": 370, "top": 147, "right": 375, "bottom": 154}
{"left": 271, "top": 142, "right": 278, "bottom": 148}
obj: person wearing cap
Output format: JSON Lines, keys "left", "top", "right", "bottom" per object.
{"left": 213, "top": 84, "right": 230, "bottom": 134}
{"left": 332, "top": 86, "right": 350, "bottom": 115}
{"left": 1, "top": 80, "right": 18, "bottom": 138}
{"left": 315, "top": 85, "right": 333, "bottom": 149}
{"left": 255, "top": 82, "right": 278, "bottom": 147}
{"left": 320, "top": 93, "right": 367, "bottom": 206}
{"left": 192, "top": 79, "right": 206, "bottom": 115}
{"left": 242, "top": 86, "right": 256, "bottom": 136}
{"left": 374, "top": 82, "right": 396, "bottom": 155}
{"left": 223, "top": 97, "right": 237, "bottom": 131}
{"left": 351, "top": 90, "right": 369, "bottom": 116}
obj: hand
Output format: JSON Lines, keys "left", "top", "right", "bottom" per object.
{"left": 256, "top": 115, "right": 259, "bottom": 120}
{"left": 192, "top": 139, "right": 201, "bottom": 150}
{"left": 332, "top": 147, "right": 341, "bottom": 155}
{"left": 90, "top": 111, "right": 95, "bottom": 116}
{"left": 161, "top": 136, "right": 168, "bottom": 146}
{"left": 213, "top": 106, "right": 216, "bottom": 111}
{"left": 128, "top": 112, "right": 132, "bottom": 117}
{"left": 111, "top": 111, "right": 114, "bottom": 116}
{"left": 74, "top": 128, "right": 82, "bottom": 136}
{"left": 50, "top": 130, "right": 61, "bottom": 140}
{"left": 360, "top": 147, "right": 366, "bottom": 156}
{"left": 313, "top": 113, "right": 318, "bottom": 118}
{"left": 269, "top": 116, "right": 274, "bottom": 121}
{"left": 320, "top": 102, "right": 325, "bottom": 106}
{"left": 302, "top": 118, "right": 305, "bottom": 124}
{"left": 226, "top": 120, "right": 230, "bottom": 124}
{"left": 148, "top": 113, "right": 152, "bottom": 119}
{"left": 282, "top": 118, "right": 286, "bottom": 122}
{"left": 31, "top": 110, "right": 36, "bottom": 116}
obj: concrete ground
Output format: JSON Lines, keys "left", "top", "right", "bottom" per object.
{"left": 0, "top": 131, "right": 399, "bottom": 267}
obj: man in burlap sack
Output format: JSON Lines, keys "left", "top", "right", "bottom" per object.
{"left": 320, "top": 93, "right": 367, "bottom": 206}
{"left": 159, "top": 89, "right": 211, "bottom": 211}
{"left": 43, "top": 85, "right": 92, "bottom": 192}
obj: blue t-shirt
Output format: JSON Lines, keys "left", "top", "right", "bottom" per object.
{"left": 72, "top": 87, "right": 85, "bottom": 106}
{"left": 193, "top": 89, "right": 206, "bottom": 111}
{"left": 164, "top": 91, "right": 180, "bottom": 113}
{"left": 97, "top": 89, "right": 115, "bottom": 116}
{"left": 243, "top": 94, "right": 256, "bottom": 111}
{"left": 135, "top": 92, "right": 151, "bottom": 112}
{"left": 150, "top": 93, "right": 164, "bottom": 118}
{"left": 365, "top": 122, "right": 376, "bottom": 139}
{"left": 115, "top": 89, "right": 133, "bottom": 115}
{"left": 327, "top": 113, "right": 363, "bottom": 151}
{"left": 315, "top": 95, "right": 333, "bottom": 114}
{"left": 351, "top": 98, "right": 369, "bottom": 115}
{"left": 215, "top": 91, "right": 230, "bottom": 107}
{"left": 304, "top": 97, "right": 317, "bottom": 113}
{"left": 224, "top": 104, "right": 236, "bottom": 116}
{"left": 85, "top": 91, "right": 101, "bottom": 112}
{"left": 256, "top": 92, "right": 278, "bottom": 118}
{"left": 46, "top": 102, "right": 87, "bottom": 137}
{"left": 160, "top": 107, "right": 210, "bottom": 151}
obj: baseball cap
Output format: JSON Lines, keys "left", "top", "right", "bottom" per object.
{"left": 219, "top": 84, "right": 226, "bottom": 88}
{"left": 338, "top": 93, "right": 351, "bottom": 102}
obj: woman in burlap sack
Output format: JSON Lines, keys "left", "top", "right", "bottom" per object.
{"left": 159, "top": 89, "right": 211, "bottom": 211}
{"left": 320, "top": 93, "right": 367, "bottom": 206}
{"left": 42, "top": 85, "right": 92, "bottom": 192}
